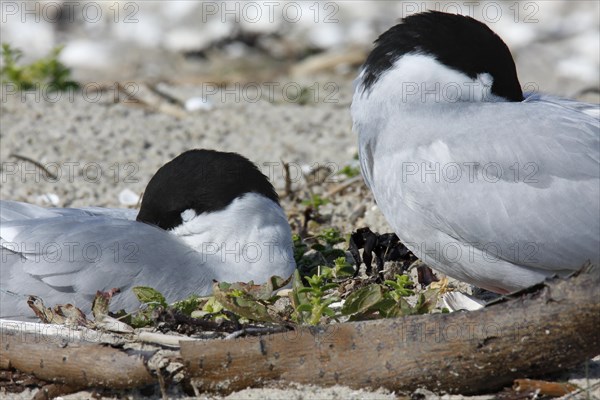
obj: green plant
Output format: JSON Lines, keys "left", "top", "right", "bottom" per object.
{"left": 172, "top": 294, "right": 203, "bottom": 315}
{"left": 301, "top": 194, "right": 329, "bottom": 211}
{"left": 316, "top": 227, "right": 345, "bottom": 246}
{"left": 311, "top": 228, "right": 346, "bottom": 262}
{"left": 338, "top": 165, "right": 360, "bottom": 178}
{"left": 211, "top": 275, "right": 291, "bottom": 323}
{"left": 294, "top": 86, "right": 318, "bottom": 105}
{"left": 342, "top": 274, "right": 441, "bottom": 320}
{"left": 384, "top": 274, "right": 415, "bottom": 299}
{"left": 291, "top": 268, "right": 339, "bottom": 325}
{"left": 129, "top": 275, "right": 293, "bottom": 326}
{"left": 330, "top": 256, "right": 355, "bottom": 279}
{"left": 191, "top": 296, "right": 228, "bottom": 320}
{"left": 1, "top": 43, "right": 79, "bottom": 91}
{"left": 130, "top": 286, "right": 168, "bottom": 327}
{"left": 292, "top": 233, "right": 309, "bottom": 263}
{"left": 294, "top": 227, "right": 347, "bottom": 276}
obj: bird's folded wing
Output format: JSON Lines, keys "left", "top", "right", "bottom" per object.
{"left": 0, "top": 200, "right": 138, "bottom": 222}
{"left": 1, "top": 212, "right": 210, "bottom": 305}
{"left": 374, "top": 97, "right": 600, "bottom": 271}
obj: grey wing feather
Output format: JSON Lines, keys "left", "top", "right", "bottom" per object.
{"left": 1, "top": 200, "right": 138, "bottom": 222}
{"left": 377, "top": 96, "right": 599, "bottom": 271}
{"left": 1, "top": 201, "right": 211, "bottom": 318}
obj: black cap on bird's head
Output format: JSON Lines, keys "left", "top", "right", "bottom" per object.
{"left": 360, "top": 11, "right": 523, "bottom": 102}
{"left": 136, "top": 149, "right": 278, "bottom": 230}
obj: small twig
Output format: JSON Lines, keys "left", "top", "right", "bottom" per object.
{"left": 325, "top": 175, "right": 363, "bottom": 198}
{"left": 224, "top": 329, "right": 246, "bottom": 340}
{"left": 224, "top": 325, "right": 290, "bottom": 340}
{"left": 156, "top": 371, "right": 169, "bottom": 400}
{"left": 137, "top": 331, "right": 194, "bottom": 348}
{"left": 282, "top": 159, "right": 293, "bottom": 198}
{"left": 146, "top": 84, "right": 186, "bottom": 107}
{"left": 8, "top": 154, "right": 57, "bottom": 180}
{"left": 136, "top": 190, "right": 144, "bottom": 209}
{"left": 0, "top": 318, "right": 197, "bottom": 348}
{"left": 301, "top": 207, "right": 313, "bottom": 238}
{"left": 84, "top": 82, "right": 187, "bottom": 118}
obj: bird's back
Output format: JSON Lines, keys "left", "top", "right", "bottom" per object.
{"left": 359, "top": 95, "right": 599, "bottom": 291}
{"left": 0, "top": 201, "right": 211, "bottom": 319}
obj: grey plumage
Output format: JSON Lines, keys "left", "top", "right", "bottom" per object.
{"left": 352, "top": 14, "right": 599, "bottom": 292}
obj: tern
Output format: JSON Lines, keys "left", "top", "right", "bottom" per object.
{"left": 1, "top": 149, "right": 296, "bottom": 318}
{"left": 352, "top": 11, "right": 599, "bottom": 293}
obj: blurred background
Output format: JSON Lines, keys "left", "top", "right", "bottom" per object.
{"left": 2, "top": 0, "right": 598, "bottom": 95}
{"left": 1, "top": 0, "right": 599, "bottom": 224}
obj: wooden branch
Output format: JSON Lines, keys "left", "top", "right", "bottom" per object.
{"left": 0, "top": 319, "right": 125, "bottom": 346}
{"left": 1, "top": 335, "right": 155, "bottom": 389}
{"left": 0, "top": 319, "right": 194, "bottom": 348}
{"left": 181, "top": 269, "right": 600, "bottom": 394}
{"left": 0, "top": 320, "right": 191, "bottom": 391}
{"left": 1, "top": 269, "right": 598, "bottom": 395}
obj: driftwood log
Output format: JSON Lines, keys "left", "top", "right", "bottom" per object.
{"left": 0, "top": 333, "right": 155, "bottom": 389}
{"left": 1, "top": 268, "right": 598, "bottom": 396}
{"left": 183, "top": 269, "right": 599, "bottom": 394}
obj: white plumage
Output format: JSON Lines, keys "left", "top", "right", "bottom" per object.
{"left": 352, "top": 12, "right": 599, "bottom": 293}
{"left": 1, "top": 150, "right": 295, "bottom": 319}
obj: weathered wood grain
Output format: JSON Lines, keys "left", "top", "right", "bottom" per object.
{"left": 181, "top": 270, "right": 600, "bottom": 394}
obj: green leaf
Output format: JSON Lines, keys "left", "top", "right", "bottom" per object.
{"left": 296, "top": 304, "right": 313, "bottom": 312}
{"left": 216, "top": 275, "right": 291, "bottom": 302}
{"left": 321, "top": 297, "right": 340, "bottom": 306}
{"left": 376, "top": 298, "right": 402, "bottom": 318}
{"left": 385, "top": 274, "right": 415, "bottom": 297}
{"left": 338, "top": 165, "right": 360, "bottom": 178}
{"left": 413, "top": 289, "right": 440, "bottom": 314}
{"left": 212, "top": 281, "right": 276, "bottom": 323}
{"left": 316, "top": 228, "right": 344, "bottom": 246}
{"left": 322, "top": 307, "right": 337, "bottom": 317}
{"left": 342, "top": 284, "right": 387, "bottom": 316}
{"left": 320, "top": 283, "right": 339, "bottom": 291}
{"left": 290, "top": 270, "right": 311, "bottom": 323}
{"left": 251, "top": 274, "right": 293, "bottom": 300}
{"left": 304, "top": 275, "right": 319, "bottom": 286}
{"left": 201, "top": 297, "right": 224, "bottom": 314}
{"left": 132, "top": 286, "right": 167, "bottom": 308}
{"left": 1, "top": 43, "right": 79, "bottom": 91}
{"left": 397, "top": 296, "right": 415, "bottom": 316}
{"left": 301, "top": 194, "right": 329, "bottom": 209}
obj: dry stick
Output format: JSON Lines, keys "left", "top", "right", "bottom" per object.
{"left": 84, "top": 82, "right": 187, "bottom": 118}
{"left": 1, "top": 335, "right": 155, "bottom": 389}
{"left": 8, "top": 154, "right": 58, "bottom": 180}
{"left": 282, "top": 160, "right": 293, "bottom": 198}
{"left": 0, "top": 319, "right": 196, "bottom": 348}
{"left": 180, "top": 269, "right": 600, "bottom": 395}
{"left": 325, "top": 175, "right": 363, "bottom": 198}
